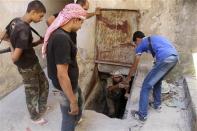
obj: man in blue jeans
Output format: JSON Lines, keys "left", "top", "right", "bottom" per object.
{"left": 43, "top": 4, "right": 87, "bottom": 131}
{"left": 126, "top": 31, "right": 179, "bottom": 122}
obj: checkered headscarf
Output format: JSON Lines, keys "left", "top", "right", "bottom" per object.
{"left": 42, "top": 3, "right": 87, "bottom": 57}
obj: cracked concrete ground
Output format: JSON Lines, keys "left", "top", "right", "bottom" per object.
{"left": 0, "top": 67, "right": 192, "bottom": 131}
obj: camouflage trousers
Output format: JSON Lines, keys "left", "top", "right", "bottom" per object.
{"left": 18, "top": 62, "right": 49, "bottom": 120}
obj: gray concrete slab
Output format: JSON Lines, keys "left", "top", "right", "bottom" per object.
{"left": 0, "top": 84, "right": 62, "bottom": 131}
{"left": 0, "top": 82, "right": 140, "bottom": 131}
{"left": 0, "top": 68, "right": 193, "bottom": 131}
{"left": 184, "top": 77, "right": 197, "bottom": 131}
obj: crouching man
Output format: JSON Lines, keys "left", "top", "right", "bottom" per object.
{"left": 106, "top": 71, "right": 129, "bottom": 118}
{"left": 127, "top": 31, "right": 179, "bottom": 122}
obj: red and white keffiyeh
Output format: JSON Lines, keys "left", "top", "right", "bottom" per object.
{"left": 42, "top": 4, "right": 87, "bottom": 57}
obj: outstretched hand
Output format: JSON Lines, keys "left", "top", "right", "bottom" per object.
{"left": 95, "top": 7, "right": 101, "bottom": 15}
{"left": 119, "top": 82, "right": 130, "bottom": 89}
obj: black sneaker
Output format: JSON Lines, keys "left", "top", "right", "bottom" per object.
{"left": 131, "top": 110, "right": 147, "bottom": 122}
{"left": 149, "top": 102, "right": 162, "bottom": 112}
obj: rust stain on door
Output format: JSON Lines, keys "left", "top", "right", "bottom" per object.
{"left": 95, "top": 9, "right": 140, "bottom": 66}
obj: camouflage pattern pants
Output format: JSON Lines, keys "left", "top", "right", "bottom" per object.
{"left": 18, "top": 62, "right": 49, "bottom": 120}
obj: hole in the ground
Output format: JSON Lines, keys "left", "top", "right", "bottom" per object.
{"left": 86, "top": 71, "right": 134, "bottom": 119}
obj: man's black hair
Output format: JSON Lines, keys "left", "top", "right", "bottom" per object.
{"left": 132, "top": 31, "right": 145, "bottom": 42}
{"left": 26, "top": 0, "right": 46, "bottom": 13}
{"left": 76, "top": 0, "right": 87, "bottom": 6}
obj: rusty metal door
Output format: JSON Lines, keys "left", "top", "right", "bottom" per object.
{"left": 95, "top": 9, "right": 140, "bottom": 67}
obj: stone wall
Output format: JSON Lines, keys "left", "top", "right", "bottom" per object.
{"left": 0, "top": 0, "right": 197, "bottom": 98}
{"left": 77, "top": 0, "right": 197, "bottom": 94}
{"left": 139, "top": 0, "right": 197, "bottom": 76}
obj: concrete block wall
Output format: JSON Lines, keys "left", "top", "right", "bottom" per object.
{"left": 184, "top": 77, "right": 197, "bottom": 131}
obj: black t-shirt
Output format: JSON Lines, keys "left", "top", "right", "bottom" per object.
{"left": 47, "top": 28, "right": 79, "bottom": 92}
{"left": 6, "top": 18, "right": 38, "bottom": 69}
{"left": 53, "top": 13, "right": 77, "bottom": 44}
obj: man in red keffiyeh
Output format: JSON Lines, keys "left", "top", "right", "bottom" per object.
{"left": 43, "top": 4, "right": 87, "bottom": 131}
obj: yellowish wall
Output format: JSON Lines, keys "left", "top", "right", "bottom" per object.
{"left": 78, "top": 0, "right": 197, "bottom": 94}
{"left": 0, "top": 0, "right": 197, "bottom": 98}
{"left": 0, "top": 0, "right": 66, "bottom": 98}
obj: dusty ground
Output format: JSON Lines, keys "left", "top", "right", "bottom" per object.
{"left": 0, "top": 76, "right": 192, "bottom": 131}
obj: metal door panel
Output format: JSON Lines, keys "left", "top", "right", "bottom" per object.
{"left": 95, "top": 9, "right": 140, "bottom": 66}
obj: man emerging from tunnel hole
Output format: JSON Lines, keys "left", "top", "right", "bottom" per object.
{"left": 105, "top": 71, "right": 130, "bottom": 118}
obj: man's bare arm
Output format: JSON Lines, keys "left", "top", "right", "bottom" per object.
{"left": 108, "top": 84, "right": 119, "bottom": 91}
{"left": 86, "top": 8, "right": 101, "bottom": 19}
{"left": 127, "top": 55, "right": 141, "bottom": 81}
{"left": 46, "top": 15, "right": 56, "bottom": 26}
{"left": 10, "top": 47, "right": 23, "bottom": 63}
{"left": 57, "top": 64, "right": 79, "bottom": 115}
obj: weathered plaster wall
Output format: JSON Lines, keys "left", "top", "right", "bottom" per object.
{"left": 78, "top": 0, "right": 197, "bottom": 94}
{"left": 139, "top": 0, "right": 197, "bottom": 76}
{"left": 0, "top": 0, "right": 196, "bottom": 97}
{"left": 0, "top": 0, "right": 66, "bottom": 98}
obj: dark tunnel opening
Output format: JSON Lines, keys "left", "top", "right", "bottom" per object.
{"left": 86, "top": 71, "right": 134, "bottom": 119}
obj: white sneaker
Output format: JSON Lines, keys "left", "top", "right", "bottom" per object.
{"left": 31, "top": 118, "right": 48, "bottom": 125}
